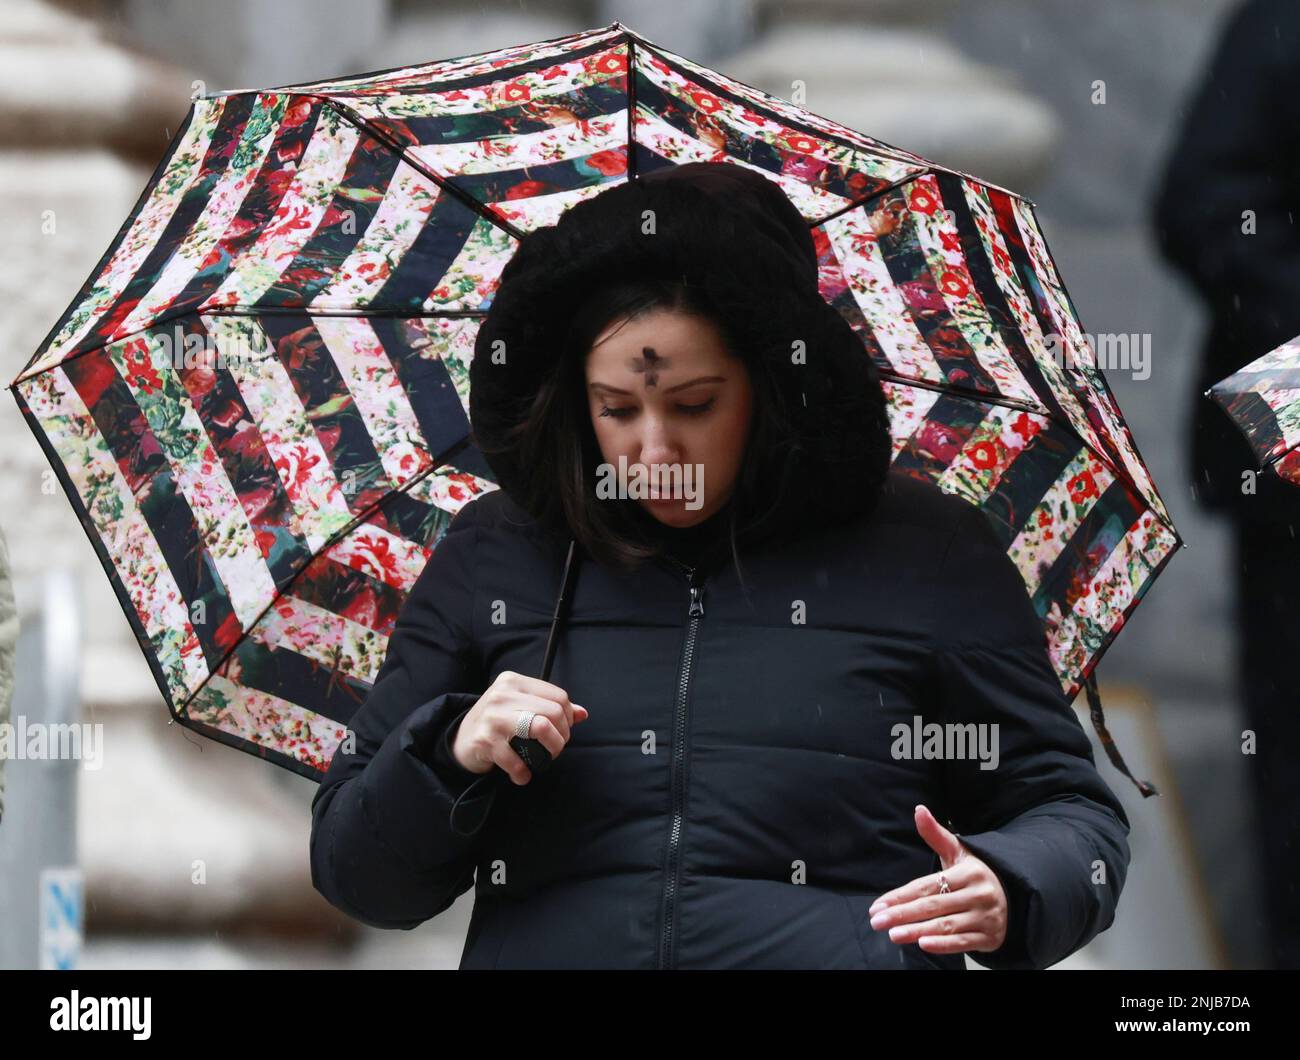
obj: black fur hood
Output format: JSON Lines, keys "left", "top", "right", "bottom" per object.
{"left": 468, "top": 161, "right": 893, "bottom": 552}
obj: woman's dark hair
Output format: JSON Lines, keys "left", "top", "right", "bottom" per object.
{"left": 469, "top": 165, "right": 894, "bottom": 579}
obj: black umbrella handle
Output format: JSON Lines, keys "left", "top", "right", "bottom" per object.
{"left": 508, "top": 537, "right": 579, "bottom": 775}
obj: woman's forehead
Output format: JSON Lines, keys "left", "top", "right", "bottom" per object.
{"left": 586, "top": 312, "right": 730, "bottom": 379}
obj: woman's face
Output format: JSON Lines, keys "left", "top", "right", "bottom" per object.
{"left": 584, "top": 307, "right": 753, "bottom": 528}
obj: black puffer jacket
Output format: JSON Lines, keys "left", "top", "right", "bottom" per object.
{"left": 309, "top": 468, "right": 1131, "bottom": 969}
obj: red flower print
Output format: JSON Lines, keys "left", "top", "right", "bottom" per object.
{"left": 687, "top": 88, "right": 723, "bottom": 114}
{"left": 123, "top": 340, "right": 163, "bottom": 394}
{"left": 316, "top": 423, "right": 341, "bottom": 453}
{"left": 353, "top": 533, "right": 400, "bottom": 582}
{"left": 850, "top": 232, "right": 878, "bottom": 255}
{"left": 917, "top": 420, "right": 964, "bottom": 463}
{"left": 282, "top": 98, "right": 315, "bottom": 129}
{"left": 650, "top": 57, "right": 674, "bottom": 77}
{"left": 992, "top": 244, "right": 1012, "bottom": 273}
{"left": 940, "top": 230, "right": 961, "bottom": 253}
{"left": 594, "top": 52, "right": 628, "bottom": 76}
{"left": 1067, "top": 470, "right": 1099, "bottom": 505}
{"left": 898, "top": 280, "right": 947, "bottom": 313}
{"left": 1037, "top": 509, "right": 1052, "bottom": 527}
{"left": 1011, "top": 411, "right": 1043, "bottom": 441}
{"left": 272, "top": 202, "right": 315, "bottom": 236}
{"left": 501, "top": 80, "right": 531, "bottom": 104}
{"left": 586, "top": 148, "right": 627, "bottom": 176}
{"left": 969, "top": 440, "right": 999, "bottom": 470}
{"left": 845, "top": 171, "right": 870, "bottom": 195}
{"left": 275, "top": 444, "right": 321, "bottom": 494}
{"left": 540, "top": 64, "right": 568, "bottom": 81}
{"left": 908, "top": 187, "right": 939, "bottom": 216}
{"left": 443, "top": 472, "right": 484, "bottom": 504}
{"left": 213, "top": 612, "right": 244, "bottom": 652}
{"left": 504, "top": 179, "right": 549, "bottom": 200}
{"left": 253, "top": 525, "right": 278, "bottom": 555}
{"left": 938, "top": 271, "right": 969, "bottom": 299}
{"left": 783, "top": 132, "right": 818, "bottom": 154}
{"left": 340, "top": 587, "right": 379, "bottom": 628}
{"left": 69, "top": 356, "right": 119, "bottom": 408}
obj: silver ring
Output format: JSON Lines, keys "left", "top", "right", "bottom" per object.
{"left": 938, "top": 874, "right": 950, "bottom": 894}
{"left": 514, "top": 711, "right": 536, "bottom": 740}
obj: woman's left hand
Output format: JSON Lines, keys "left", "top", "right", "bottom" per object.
{"left": 868, "top": 804, "right": 1008, "bottom": 955}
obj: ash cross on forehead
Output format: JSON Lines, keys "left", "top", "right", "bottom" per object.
{"left": 629, "top": 345, "right": 670, "bottom": 387}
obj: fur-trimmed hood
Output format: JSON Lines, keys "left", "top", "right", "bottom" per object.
{"left": 468, "top": 161, "right": 893, "bottom": 552}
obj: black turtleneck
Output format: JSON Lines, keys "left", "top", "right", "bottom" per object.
{"left": 632, "top": 496, "right": 736, "bottom": 572}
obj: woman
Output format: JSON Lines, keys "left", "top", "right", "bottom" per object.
{"left": 310, "top": 163, "right": 1131, "bottom": 970}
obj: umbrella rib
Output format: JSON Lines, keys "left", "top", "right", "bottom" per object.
{"left": 875, "top": 368, "right": 1046, "bottom": 416}
{"left": 319, "top": 97, "right": 528, "bottom": 243}
{"left": 811, "top": 168, "right": 944, "bottom": 228}
{"left": 626, "top": 31, "right": 638, "bottom": 180}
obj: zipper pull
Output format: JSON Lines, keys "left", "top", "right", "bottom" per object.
{"left": 688, "top": 580, "right": 704, "bottom": 618}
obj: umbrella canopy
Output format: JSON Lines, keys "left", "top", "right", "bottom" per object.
{"left": 1207, "top": 334, "right": 1300, "bottom": 487}
{"left": 8, "top": 21, "right": 1181, "bottom": 782}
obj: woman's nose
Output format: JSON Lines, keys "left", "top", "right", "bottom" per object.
{"left": 638, "top": 422, "right": 681, "bottom": 467}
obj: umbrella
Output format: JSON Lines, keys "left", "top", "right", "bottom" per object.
{"left": 1207, "top": 334, "right": 1300, "bottom": 487}
{"left": 8, "top": 21, "right": 1179, "bottom": 793}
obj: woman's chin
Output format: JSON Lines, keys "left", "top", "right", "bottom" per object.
{"left": 638, "top": 497, "right": 707, "bottom": 526}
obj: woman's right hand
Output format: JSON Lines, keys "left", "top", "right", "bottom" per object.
{"left": 451, "top": 670, "right": 589, "bottom": 784}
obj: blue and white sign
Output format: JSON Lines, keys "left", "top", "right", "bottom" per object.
{"left": 39, "top": 867, "right": 82, "bottom": 970}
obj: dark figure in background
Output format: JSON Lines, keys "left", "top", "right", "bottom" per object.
{"left": 1153, "top": 0, "right": 1300, "bottom": 969}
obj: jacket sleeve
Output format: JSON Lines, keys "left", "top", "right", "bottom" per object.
{"left": 924, "top": 500, "right": 1132, "bottom": 970}
{"left": 309, "top": 499, "right": 499, "bottom": 930}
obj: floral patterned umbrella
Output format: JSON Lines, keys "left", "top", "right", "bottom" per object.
{"left": 1207, "top": 334, "right": 1300, "bottom": 487}
{"left": 7, "top": 21, "right": 1180, "bottom": 789}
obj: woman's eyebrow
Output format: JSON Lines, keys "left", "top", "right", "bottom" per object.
{"left": 589, "top": 375, "right": 726, "bottom": 395}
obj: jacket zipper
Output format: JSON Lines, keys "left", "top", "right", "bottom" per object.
{"left": 658, "top": 554, "right": 705, "bottom": 969}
